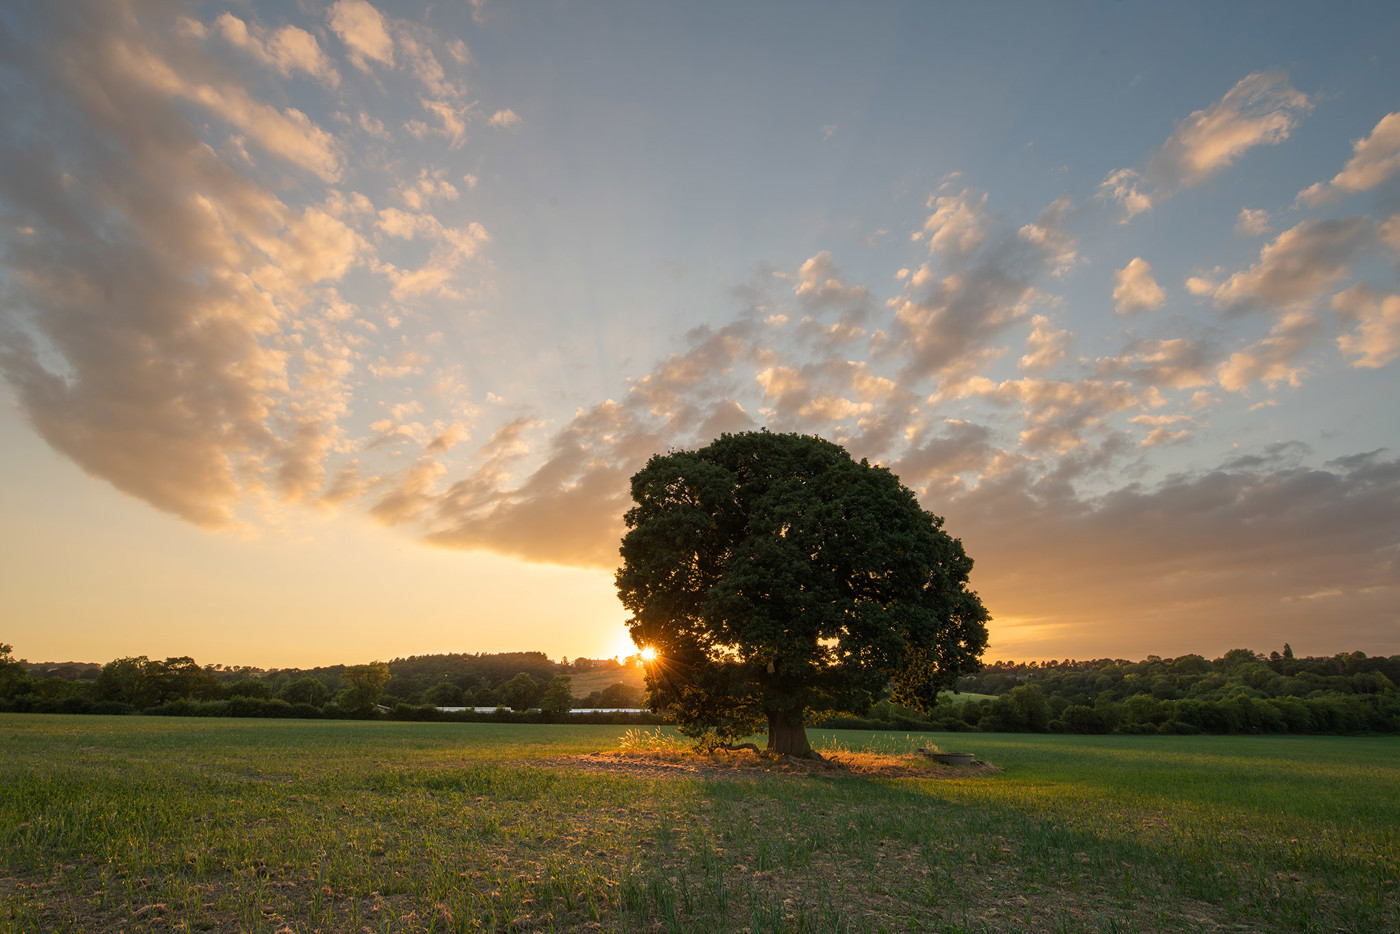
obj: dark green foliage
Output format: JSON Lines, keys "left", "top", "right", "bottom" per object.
{"left": 616, "top": 431, "right": 989, "bottom": 756}
{"left": 277, "top": 676, "right": 330, "bottom": 707}
{"left": 422, "top": 681, "right": 466, "bottom": 706}
{"left": 226, "top": 677, "right": 271, "bottom": 699}
{"left": 958, "top": 648, "right": 1400, "bottom": 735}
{"left": 499, "top": 672, "right": 543, "bottom": 711}
{"left": 538, "top": 676, "right": 574, "bottom": 715}
{"left": 336, "top": 662, "right": 390, "bottom": 714}
{"left": 0, "top": 644, "right": 30, "bottom": 700}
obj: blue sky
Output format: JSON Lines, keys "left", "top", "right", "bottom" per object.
{"left": 2, "top": 0, "right": 1397, "bottom": 667}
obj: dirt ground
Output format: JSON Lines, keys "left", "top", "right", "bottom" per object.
{"left": 546, "top": 747, "right": 1002, "bottom": 780}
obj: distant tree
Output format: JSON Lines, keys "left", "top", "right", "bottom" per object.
{"left": 227, "top": 677, "right": 272, "bottom": 699}
{"left": 95, "top": 657, "right": 160, "bottom": 709}
{"left": 499, "top": 672, "right": 541, "bottom": 711}
{"left": 277, "top": 676, "right": 330, "bottom": 707}
{"left": 148, "top": 656, "right": 220, "bottom": 704}
{"left": 422, "top": 681, "right": 466, "bottom": 706}
{"left": 1006, "top": 684, "right": 1051, "bottom": 732}
{"left": 616, "top": 431, "right": 989, "bottom": 759}
{"left": 1061, "top": 704, "right": 1110, "bottom": 734}
{"left": 339, "top": 662, "right": 391, "bottom": 713}
{"left": 538, "top": 676, "right": 574, "bottom": 715}
{"left": 0, "top": 644, "right": 31, "bottom": 700}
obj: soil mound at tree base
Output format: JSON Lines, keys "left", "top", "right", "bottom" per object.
{"left": 548, "top": 748, "right": 1002, "bottom": 779}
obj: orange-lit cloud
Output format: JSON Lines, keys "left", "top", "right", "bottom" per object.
{"left": 1112, "top": 258, "right": 1166, "bottom": 315}
{"left": 1297, "top": 109, "right": 1400, "bottom": 206}
{"left": 1100, "top": 71, "right": 1311, "bottom": 219}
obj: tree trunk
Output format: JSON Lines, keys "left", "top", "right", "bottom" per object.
{"left": 766, "top": 710, "right": 821, "bottom": 759}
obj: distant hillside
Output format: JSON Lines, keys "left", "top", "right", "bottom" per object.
{"left": 567, "top": 664, "right": 646, "bottom": 700}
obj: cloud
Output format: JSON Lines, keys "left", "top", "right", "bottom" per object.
{"left": 1098, "top": 168, "right": 1152, "bottom": 220}
{"left": 1383, "top": 214, "right": 1400, "bottom": 259}
{"left": 890, "top": 194, "right": 1060, "bottom": 388}
{"left": 959, "top": 376, "right": 1156, "bottom": 453}
{"left": 1093, "top": 338, "right": 1215, "bottom": 390}
{"left": 0, "top": 2, "right": 376, "bottom": 525}
{"left": 419, "top": 406, "right": 655, "bottom": 567}
{"left": 415, "top": 100, "right": 468, "bottom": 147}
{"left": 1016, "top": 196, "right": 1078, "bottom": 275}
{"left": 916, "top": 188, "right": 988, "bottom": 256}
{"left": 215, "top": 14, "right": 339, "bottom": 87}
{"left": 1331, "top": 283, "right": 1400, "bottom": 369}
{"left": 399, "top": 169, "right": 460, "bottom": 210}
{"left": 1133, "top": 412, "right": 1193, "bottom": 447}
{"left": 961, "top": 450, "right": 1400, "bottom": 658}
{"left": 789, "top": 251, "right": 872, "bottom": 348}
{"left": 1297, "top": 109, "right": 1400, "bottom": 205}
{"left": 1216, "top": 312, "right": 1322, "bottom": 392}
{"left": 108, "top": 34, "right": 342, "bottom": 181}
{"left": 1152, "top": 71, "right": 1311, "bottom": 186}
{"left": 329, "top": 0, "right": 394, "bottom": 71}
{"left": 1208, "top": 218, "right": 1372, "bottom": 313}
{"left": 396, "top": 30, "right": 456, "bottom": 99}
{"left": 1101, "top": 71, "right": 1311, "bottom": 218}
{"left": 369, "top": 457, "right": 447, "bottom": 525}
{"left": 1113, "top": 257, "right": 1166, "bottom": 314}
{"left": 1017, "top": 315, "right": 1071, "bottom": 374}
{"left": 489, "top": 109, "right": 523, "bottom": 130}
{"left": 377, "top": 220, "right": 491, "bottom": 300}
{"left": 1235, "top": 207, "right": 1272, "bottom": 237}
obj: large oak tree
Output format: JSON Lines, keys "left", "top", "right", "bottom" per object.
{"left": 616, "top": 431, "right": 989, "bottom": 758}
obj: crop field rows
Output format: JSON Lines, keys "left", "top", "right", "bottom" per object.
{"left": 1, "top": 716, "right": 1397, "bottom": 933}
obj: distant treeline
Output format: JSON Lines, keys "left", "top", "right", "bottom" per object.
{"left": 0, "top": 645, "right": 648, "bottom": 720}
{"left": 4, "top": 643, "right": 1397, "bottom": 735}
{"left": 814, "top": 646, "right": 1400, "bottom": 736}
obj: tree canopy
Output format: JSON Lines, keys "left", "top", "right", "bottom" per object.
{"left": 615, "top": 431, "right": 989, "bottom": 758}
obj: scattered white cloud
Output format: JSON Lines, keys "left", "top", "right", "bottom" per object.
{"left": 1094, "top": 338, "right": 1215, "bottom": 390}
{"left": 1098, "top": 168, "right": 1153, "bottom": 219}
{"left": 1217, "top": 312, "right": 1322, "bottom": 391}
{"left": 489, "top": 108, "right": 522, "bottom": 130}
{"left": 1113, "top": 257, "right": 1166, "bottom": 314}
{"left": 1209, "top": 218, "right": 1372, "bottom": 313}
{"left": 1017, "top": 196, "right": 1078, "bottom": 275}
{"left": 329, "top": 0, "right": 394, "bottom": 71}
{"left": 1018, "top": 315, "right": 1071, "bottom": 373}
{"left": 216, "top": 13, "right": 339, "bottom": 87}
{"left": 918, "top": 188, "right": 988, "bottom": 255}
{"left": 109, "top": 35, "right": 342, "bottom": 181}
{"left": 1331, "top": 283, "right": 1400, "bottom": 368}
{"left": 417, "top": 99, "right": 468, "bottom": 147}
{"left": 1297, "top": 109, "right": 1400, "bottom": 205}
{"left": 1151, "top": 71, "right": 1310, "bottom": 187}
{"left": 1235, "top": 207, "right": 1272, "bottom": 237}
{"left": 1101, "top": 71, "right": 1311, "bottom": 219}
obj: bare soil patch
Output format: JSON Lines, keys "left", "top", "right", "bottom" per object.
{"left": 547, "top": 747, "right": 1002, "bottom": 780}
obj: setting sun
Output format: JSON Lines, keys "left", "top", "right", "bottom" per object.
{"left": 640, "top": 646, "right": 657, "bottom": 662}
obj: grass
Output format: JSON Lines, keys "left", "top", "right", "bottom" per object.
{"left": 1, "top": 716, "right": 1396, "bottom": 933}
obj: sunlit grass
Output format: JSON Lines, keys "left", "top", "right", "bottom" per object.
{"left": 1, "top": 715, "right": 1396, "bottom": 932}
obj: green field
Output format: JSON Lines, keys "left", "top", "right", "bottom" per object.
{"left": 2, "top": 716, "right": 1396, "bottom": 933}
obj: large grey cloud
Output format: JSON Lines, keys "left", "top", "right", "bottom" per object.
{"left": 0, "top": 1, "right": 357, "bottom": 524}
